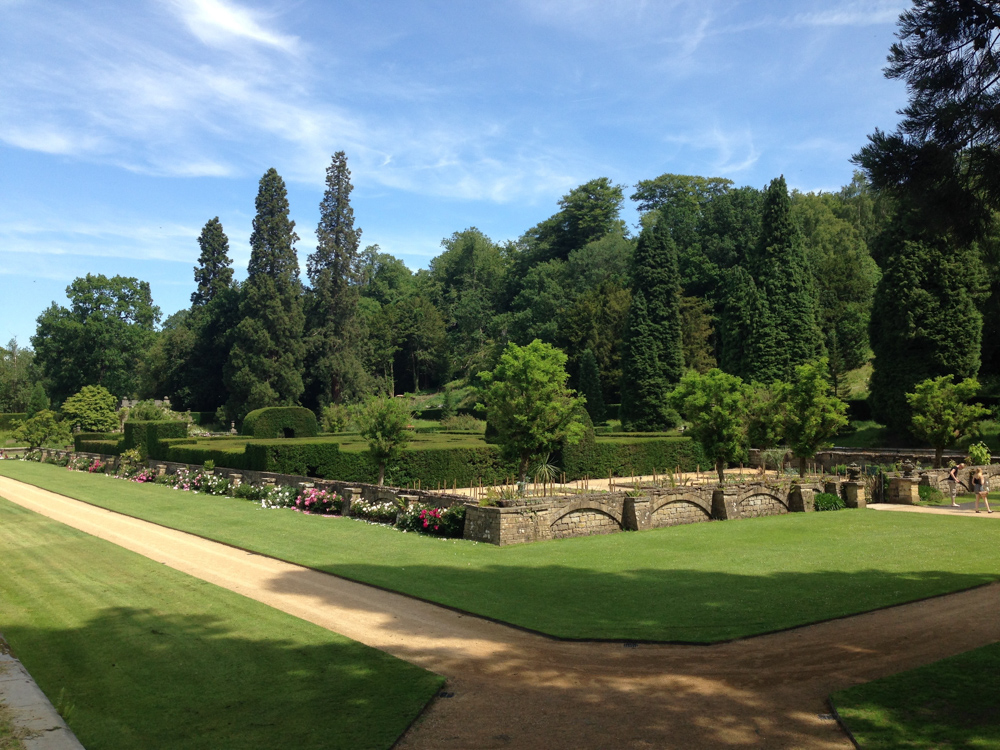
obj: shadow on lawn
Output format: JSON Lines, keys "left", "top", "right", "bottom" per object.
{"left": 272, "top": 563, "right": 999, "bottom": 643}
{"left": 3, "top": 607, "right": 441, "bottom": 750}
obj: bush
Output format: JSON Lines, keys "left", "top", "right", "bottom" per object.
{"left": 124, "top": 420, "right": 189, "bottom": 459}
{"left": 61, "top": 385, "right": 118, "bottom": 432}
{"left": 12, "top": 410, "right": 71, "bottom": 449}
{"left": 294, "top": 487, "right": 342, "bottom": 515}
{"left": 0, "top": 413, "right": 26, "bottom": 430}
{"left": 918, "top": 484, "right": 945, "bottom": 503}
{"left": 126, "top": 400, "right": 169, "bottom": 421}
{"left": 968, "top": 441, "right": 991, "bottom": 466}
{"left": 395, "top": 503, "right": 466, "bottom": 537}
{"left": 350, "top": 499, "right": 398, "bottom": 524}
{"left": 814, "top": 492, "right": 846, "bottom": 511}
{"left": 320, "top": 403, "right": 352, "bottom": 433}
{"left": 439, "top": 414, "right": 484, "bottom": 431}
{"left": 242, "top": 407, "right": 319, "bottom": 439}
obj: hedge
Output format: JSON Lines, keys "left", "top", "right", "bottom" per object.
{"left": 846, "top": 399, "right": 872, "bottom": 422}
{"left": 558, "top": 436, "right": 706, "bottom": 480}
{"left": 124, "top": 420, "right": 188, "bottom": 457}
{"left": 416, "top": 406, "right": 479, "bottom": 421}
{"left": 76, "top": 438, "right": 123, "bottom": 455}
{"left": 73, "top": 432, "right": 117, "bottom": 452}
{"left": 242, "top": 407, "right": 319, "bottom": 439}
{"left": 0, "top": 413, "right": 26, "bottom": 430}
{"left": 166, "top": 443, "right": 252, "bottom": 470}
{"left": 188, "top": 411, "right": 217, "bottom": 426}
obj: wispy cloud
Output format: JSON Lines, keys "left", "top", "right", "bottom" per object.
{"left": 167, "top": 0, "right": 300, "bottom": 52}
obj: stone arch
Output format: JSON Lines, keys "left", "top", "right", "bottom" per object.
{"left": 649, "top": 498, "right": 711, "bottom": 528}
{"left": 735, "top": 489, "right": 789, "bottom": 518}
{"left": 549, "top": 499, "right": 623, "bottom": 539}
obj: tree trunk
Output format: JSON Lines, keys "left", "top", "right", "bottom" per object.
{"left": 519, "top": 454, "right": 530, "bottom": 484}
{"left": 798, "top": 455, "right": 806, "bottom": 478}
{"left": 716, "top": 459, "right": 725, "bottom": 484}
{"left": 934, "top": 446, "right": 943, "bottom": 469}
{"left": 378, "top": 460, "right": 386, "bottom": 486}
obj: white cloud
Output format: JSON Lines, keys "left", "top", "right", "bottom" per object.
{"left": 790, "top": 2, "right": 907, "bottom": 28}
{"left": 166, "top": 0, "right": 300, "bottom": 52}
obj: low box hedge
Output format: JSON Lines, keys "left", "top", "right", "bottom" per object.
{"left": 76, "top": 438, "right": 123, "bottom": 455}
{"left": 242, "top": 407, "right": 319, "bottom": 439}
{"left": 166, "top": 442, "right": 252, "bottom": 470}
{"left": 188, "top": 411, "right": 216, "bottom": 426}
{"left": 0, "top": 413, "right": 26, "bottom": 430}
{"left": 73, "top": 432, "right": 117, "bottom": 452}
{"left": 559, "top": 436, "right": 706, "bottom": 480}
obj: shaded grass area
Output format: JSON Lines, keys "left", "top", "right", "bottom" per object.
{"left": 3, "top": 461, "right": 1000, "bottom": 642}
{"left": 0, "top": 497, "right": 443, "bottom": 750}
{"left": 831, "top": 642, "right": 1000, "bottom": 749}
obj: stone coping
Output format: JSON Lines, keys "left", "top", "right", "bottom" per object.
{"left": 0, "top": 650, "right": 85, "bottom": 749}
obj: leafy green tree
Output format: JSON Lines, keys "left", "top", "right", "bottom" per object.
{"left": 907, "top": 374, "right": 989, "bottom": 467}
{"left": 305, "top": 152, "right": 366, "bottom": 408}
{"left": 191, "top": 217, "right": 234, "bottom": 307}
{"left": 61, "top": 385, "right": 118, "bottom": 432}
{"left": 774, "top": 359, "right": 848, "bottom": 477}
{"left": 680, "top": 296, "right": 716, "bottom": 373}
{"left": 669, "top": 369, "right": 752, "bottom": 483}
{"left": 26, "top": 382, "right": 49, "bottom": 417}
{"left": 749, "top": 176, "right": 823, "bottom": 383}
{"left": 0, "top": 338, "right": 38, "bottom": 413}
{"left": 577, "top": 348, "right": 606, "bottom": 424}
{"left": 619, "top": 219, "right": 684, "bottom": 430}
{"left": 868, "top": 212, "right": 986, "bottom": 432}
{"left": 355, "top": 393, "right": 412, "bottom": 485}
{"left": 521, "top": 178, "right": 626, "bottom": 264}
{"left": 717, "top": 266, "right": 762, "bottom": 381}
{"left": 13, "top": 409, "right": 70, "bottom": 449}
{"left": 32, "top": 274, "right": 160, "bottom": 402}
{"left": 225, "top": 169, "right": 305, "bottom": 420}
{"left": 479, "top": 340, "right": 585, "bottom": 482}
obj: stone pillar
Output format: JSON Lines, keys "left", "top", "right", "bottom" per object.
{"left": 712, "top": 487, "right": 739, "bottom": 520}
{"left": 340, "top": 487, "right": 361, "bottom": 516}
{"left": 842, "top": 481, "right": 866, "bottom": 509}
{"left": 229, "top": 473, "right": 242, "bottom": 488}
{"left": 824, "top": 481, "right": 838, "bottom": 496}
{"left": 888, "top": 477, "right": 919, "bottom": 505}
{"left": 788, "top": 486, "right": 815, "bottom": 513}
{"left": 155, "top": 464, "right": 166, "bottom": 477}
{"left": 622, "top": 497, "right": 652, "bottom": 531}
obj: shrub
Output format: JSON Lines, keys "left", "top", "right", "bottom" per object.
{"left": 968, "top": 441, "right": 991, "bottom": 466}
{"left": 350, "top": 499, "right": 398, "bottom": 524}
{"left": 293, "top": 487, "right": 341, "bottom": 514}
{"left": 320, "top": 403, "right": 352, "bottom": 433}
{"left": 242, "top": 407, "right": 319, "bottom": 439}
{"left": 395, "top": 503, "right": 466, "bottom": 537}
{"left": 126, "top": 400, "right": 169, "bottom": 421}
{"left": 814, "top": 492, "right": 846, "bottom": 511}
{"left": 12, "top": 410, "right": 71, "bottom": 449}
{"left": 439, "top": 414, "right": 484, "bottom": 431}
{"left": 0, "top": 413, "right": 27, "bottom": 430}
{"left": 61, "top": 385, "right": 118, "bottom": 432}
{"left": 918, "top": 484, "right": 945, "bottom": 503}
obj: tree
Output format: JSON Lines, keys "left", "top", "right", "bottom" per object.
{"left": 191, "top": 218, "right": 234, "bottom": 307}
{"left": 0, "top": 338, "right": 37, "bottom": 413}
{"left": 13, "top": 409, "right": 70, "bottom": 449}
{"left": 717, "top": 266, "right": 762, "bottom": 381}
{"left": 522, "top": 178, "right": 627, "bottom": 264}
{"left": 907, "top": 374, "right": 989, "bottom": 467}
{"left": 619, "top": 218, "right": 684, "bottom": 430}
{"left": 225, "top": 168, "right": 305, "bottom": 420}
{"left": 32, "top": 274, "right": 160, "bottom": 403}
{"left": 679, "top": 296, "right": 717, "bottom": 373}
{"left": 26, "top": 382, "right": 49, "bottom": 417}
{"left": 355, "top": 393, "right": 412, "bottom": 485}
{"left": 577, "top": 349, "right": 606, "bottom": 424}
{"left": 773, "top": 359, "right": 848, "bottom": 477}
{"left": 749, "top": 176, "right": 823, "bottom": 383}
{"left": 305, "top": 152, "right": 366, "bottom": 409}
{"left": 854, "top": 0, "right": 1000, "bottom": 240}
{"left": 669, "top": 369, "right": 752, "bottom": 483}
{"left": 61, "top": 385, "right": 118, "bottom": 432}
{"left": 868, "top": 213, "right": 986, "bottom": 432}
{"left": 479, "top": 340, "right": 585, "bottom": 482}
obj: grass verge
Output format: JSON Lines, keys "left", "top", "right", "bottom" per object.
{"left": 3, "top": 461, "right": 1000, "bottom": 642}
{"left": 831, "top": 641, "right": 1000, "bottom": 748}
{"left": 0, "top": 496, "right": 443, "bottom": 750}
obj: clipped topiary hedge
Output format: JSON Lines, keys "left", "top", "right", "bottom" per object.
{"left": 74, "top": 432, "right": 117, "bottom": 452}
{"left": 0, "top": 413, "right": 26, "bottom": 430}
{"left": 242, "top": 407, "right": 319, "bottom": 439}
{"left": 166, "top": 442, "right": 252, "bottom": 470}
{"left": 76, "top": 438, "right": 123, "bottom": 455}
{"left": 558, "top": 436, "right": 706, "bottom": 480}
{"left": 188, "top": 411, "right": 217, "bottom": 426}
{"left": 124, "top": 420, "right": 188, "bottom": 458}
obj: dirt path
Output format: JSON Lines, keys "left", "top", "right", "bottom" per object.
{"left": 2, "top": 476, "right": 998, "bottom": 749}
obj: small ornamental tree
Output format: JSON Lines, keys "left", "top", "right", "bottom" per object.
{"left": 355, "top": 394, "right": 412, "bottom": 485}
{"left": 774, "top": 359, "right": 848, "bottom": 477}
{"left": 907, "top": 375, "right": 989, "bottom": 468}
{"left": 26, "top": 382, "right": 49, "bottom": 418}
{"left": 669, "top": 369, "right": 752, "bottom": 483}
{"left": 479, "top": 340, "right": 585, "bottom": 483}
{"left": 12, "top": 409, "right": 70, "bottom": 449}
{"left": 61, "top": 385, "right": 118, "bottom": 433}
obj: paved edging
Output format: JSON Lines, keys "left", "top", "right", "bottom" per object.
{"left": 0, "top": 652, "right": 85, "bottom": 750}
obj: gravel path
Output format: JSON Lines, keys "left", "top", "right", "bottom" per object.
{"left": 2, "top": 476, "right": 998, "bottom": 749}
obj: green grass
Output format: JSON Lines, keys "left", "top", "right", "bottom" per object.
{"left": 0, "top": 495, "right": 443, "bottom": 750}
{"left": 831, "top": 642, "right": 1000, "bottom": 748}
{"left": 3, "top": 461, "right": 1000, "bottom": 642}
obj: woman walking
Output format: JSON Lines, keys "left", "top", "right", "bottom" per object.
{"left": 972, "top": 467, "right": 992, "bottom": 513}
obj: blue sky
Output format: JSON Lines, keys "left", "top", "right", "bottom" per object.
{"left": 0, "top": 0, "right": 910, "bottom": 346}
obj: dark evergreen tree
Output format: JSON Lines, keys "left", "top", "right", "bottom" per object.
{"left": 869, "top": 210, "right": 986, "bottom": 433}
{"left": 191, "top": 217, "right": 234, "bottom": 307}
{"left": 749, "top": 176, "right": 822, "bottom": 382}
{"left": 619, "top": 219, "right": 683, "bottom": 430}
{"left": 26, "top": 381, "right": 48, "bottom": 417}
{"left": 305, "top": 152, "right": 366, "bottom": 408}
{"left": 225, "top": 168, "right": 305, "bottom": 420}
{"left": 718, "top": 266, "right": 762, "bottom": 381}
{"left": 577, "top": 348, "right": 606, "bottom": 424}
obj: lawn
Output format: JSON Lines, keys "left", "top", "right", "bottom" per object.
{"left": 0, "top": 495, "right": 443, "bottom": 750}
{"left": 3, "top": 460, "right": 1000, "bottom": 642}
{"left": 831, "top": 641, "right": 1000, "bottom": 748}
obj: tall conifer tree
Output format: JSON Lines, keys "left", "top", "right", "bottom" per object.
{"left": 577, "top": 348, "right": 606, "bottom": 424}
{"left": 619, "top": 218, "right": 683, "bottom": 430}
{"left": 191, "top": 217, "right": 234, "bottom": 307}
{"left": 225, "top": 168, "right": 305, "bottom": 419}
{"left": 750, "top": 176, "right": 822, "bottom": 382}
{"left": 305, "top": 152, "right": 366, "bottom": 407}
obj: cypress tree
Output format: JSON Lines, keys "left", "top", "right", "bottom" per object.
{"left": 619, "top": 219, "right": 683, "bottom": 430}
{"left": 577, "top": 348, "right": 606, "bottom": 424}
{"left": 305, "top": 152, "right": 366, "bottom": 407}
{"left": 718, "top": 266, "right": 762, "bottom": 382}
{"left": 191, "top": 217, "right": 234, "bottom": 307}
{"left": 750, "top": 176, "right": 822, "bottom": 382}
{"left": 225, "top": 168, "right": 305, "bottom": 420}
{"left": 869, "top": 213, "right": 985, "bottom": 433}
